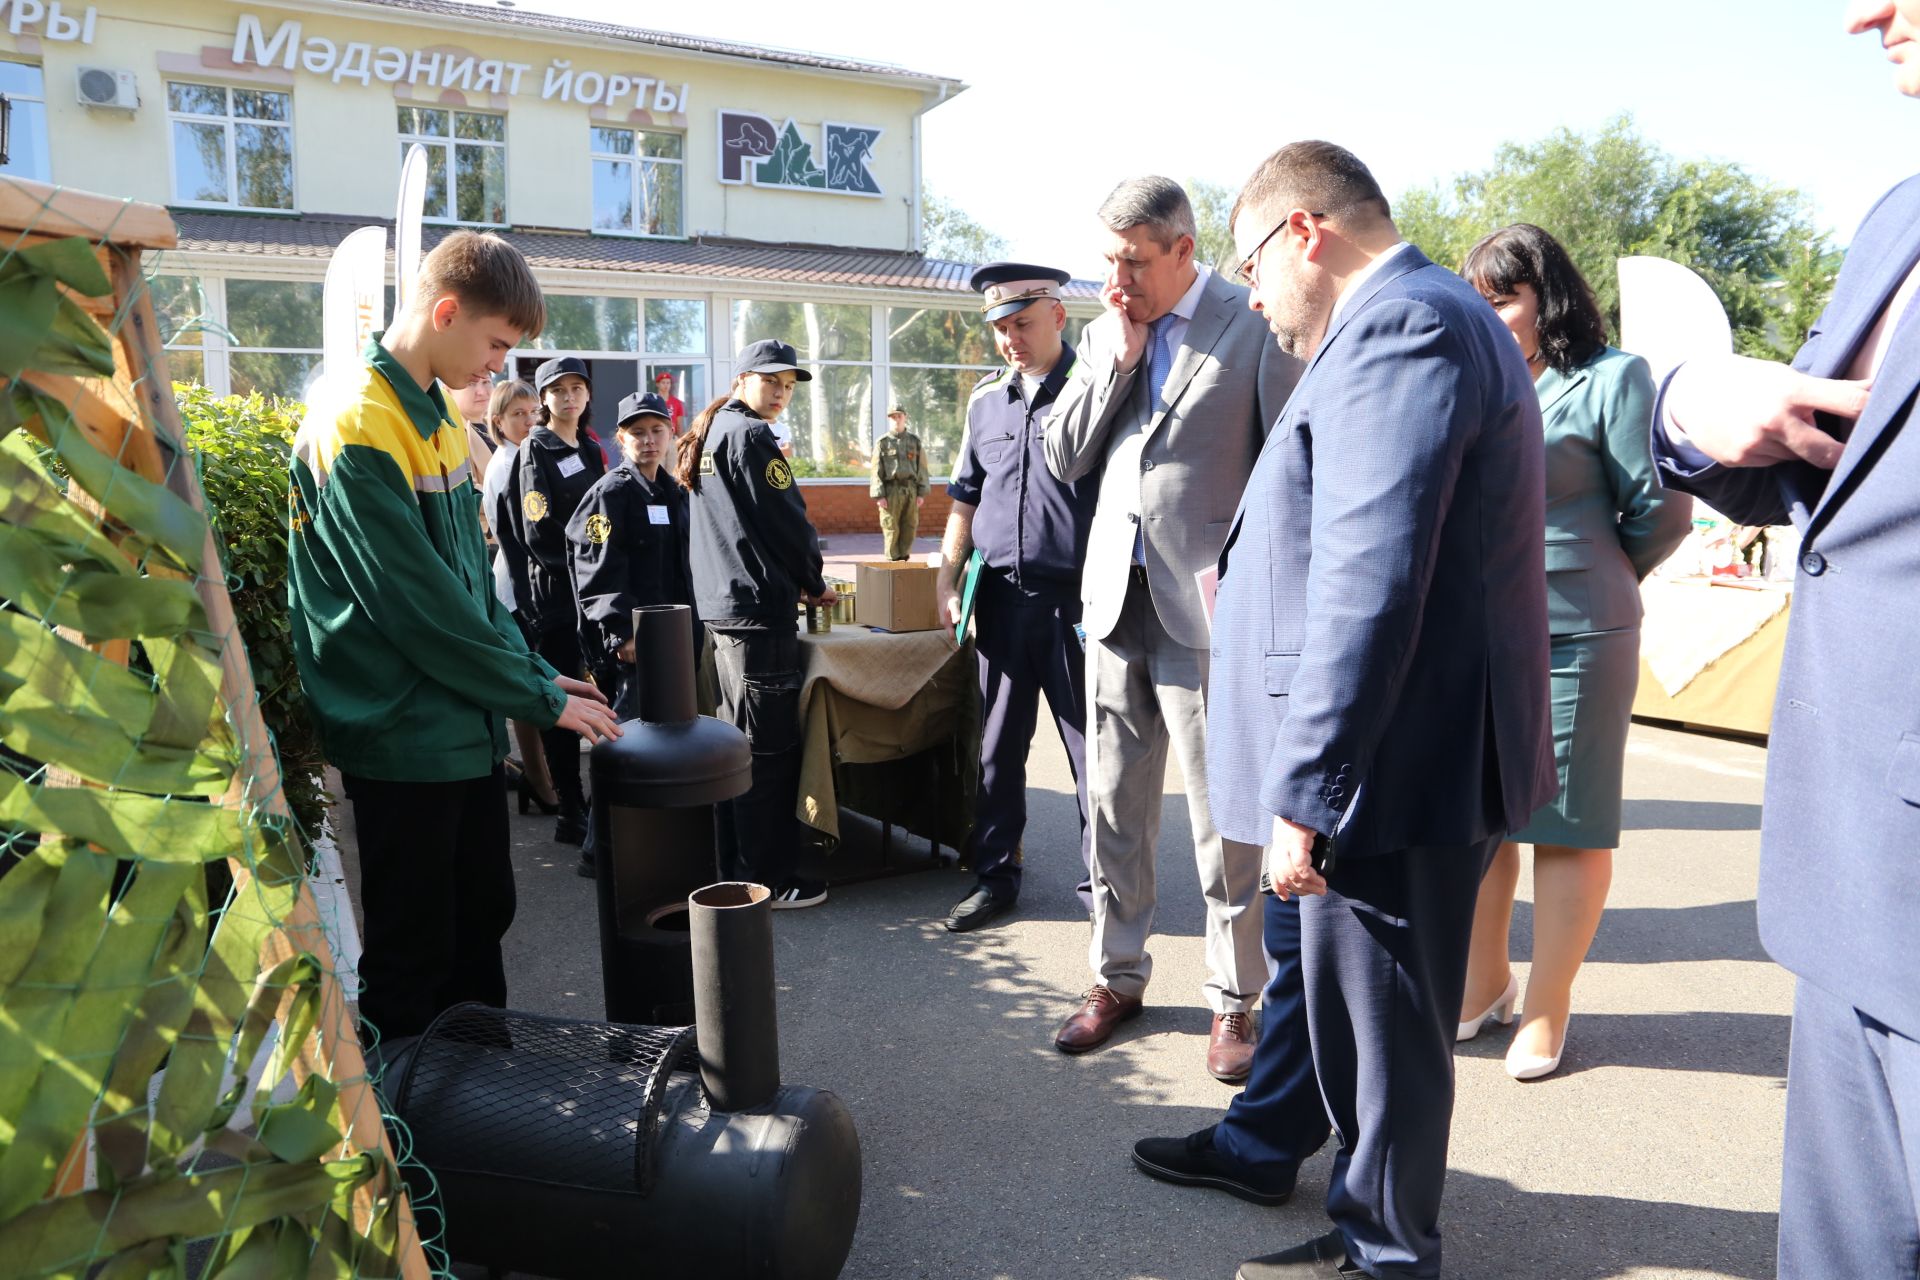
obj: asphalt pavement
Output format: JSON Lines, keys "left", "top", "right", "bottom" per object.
{"left": 429, "top": 706, "right": 1782, "bottom": 1280}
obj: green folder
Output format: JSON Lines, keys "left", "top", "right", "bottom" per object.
{"left": 954, "top": 548, "right": 985, "bottom": 646}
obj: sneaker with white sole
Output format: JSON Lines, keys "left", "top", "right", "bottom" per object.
{"left": 770, "top": 878, "right": 828, "bottom": 909}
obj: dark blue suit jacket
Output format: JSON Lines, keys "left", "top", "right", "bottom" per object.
{"left": 1654, "top": 174, "right": 1920, "bottom": 1038}
{"left": 1207, "top": 245, "right": 1557, "bottom": 858}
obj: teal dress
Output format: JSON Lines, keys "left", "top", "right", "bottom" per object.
{"left": 1512, "top": 347, "right": 1693, "bottom": 847}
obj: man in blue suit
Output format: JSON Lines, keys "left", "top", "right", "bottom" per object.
{"left": 1651, "top": 6, "right": 1920, "bottom": 1272}
{"left": 1134, "top": 141, "right": 1555, "bottom": 1279}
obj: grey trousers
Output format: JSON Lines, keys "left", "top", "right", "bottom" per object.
{"left": 1084, "top": 574, "right": 1266, "bottom": 1013}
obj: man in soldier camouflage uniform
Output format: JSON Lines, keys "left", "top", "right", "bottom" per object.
{"left": 870, "top": 405, "right": 930, "bottom": 560}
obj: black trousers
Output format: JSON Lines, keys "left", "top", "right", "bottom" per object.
{"left": 534, "top": 626, "right": 586, "bottom": 810}
{"left": 710, "top": 624, "right": 804, "bottom": 887}
{"left": 343, "top": 770, "right": 515, "bottom": 1042}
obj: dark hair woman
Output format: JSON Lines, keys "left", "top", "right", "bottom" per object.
{"left": 681, "top": 339, "right": 835, "bottom": 909}
{"left": 498, "top": 355, "right": 606, "bottom": 845}
{"left": 1455, "top": 223, "right": 1693, "bottom": 1079}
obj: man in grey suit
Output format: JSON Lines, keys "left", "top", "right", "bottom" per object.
{"left": 1162, "top": 142, "right": 1554, "bottom": 1279}
{"left": 1044, "top": 177, "right": 1301, "bottom": 1082}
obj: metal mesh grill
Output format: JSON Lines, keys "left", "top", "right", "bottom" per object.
{"left": 390, "top": 1003, "right": 696, "bottom": 1197}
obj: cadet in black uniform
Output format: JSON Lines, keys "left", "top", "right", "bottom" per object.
{"left": 497, "top": 355, "right": 606, "bottom": 845}
{"left": 565, "top": 390, "right": 694, "bottom": 876}
{"left": 676, "top": 339, "right": 836, "bottom": 909}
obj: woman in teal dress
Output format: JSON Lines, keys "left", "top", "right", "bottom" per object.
{"left": 1456, "top": 224, "right": 1694, "bottom": 1080}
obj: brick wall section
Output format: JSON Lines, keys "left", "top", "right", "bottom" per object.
{"left": 800, "top": 479, "right": 955, "bottom": 536}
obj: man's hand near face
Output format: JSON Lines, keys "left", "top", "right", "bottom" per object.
{"left": 1095, "top": 284, "right": 1149, "bottom": 374}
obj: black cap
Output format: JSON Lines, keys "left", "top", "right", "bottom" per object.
{"left": 617, "top": 391, "right": 673, "bottom": 427}
{"left": 970, "top": 261, "right": 1072, "bottom": 322}
{"left": 732, "top": 339, "right": 812, "bottom": 383}
{"left": 534, "top": 356, "right": 591, "bottom": 394}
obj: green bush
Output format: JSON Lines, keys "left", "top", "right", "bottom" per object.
{"left": 175, "top": 383, "right": 331, "bottom": 833}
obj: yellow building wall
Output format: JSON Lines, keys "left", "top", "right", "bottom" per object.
{"left": 4, "top": 0, "right": 931, "bottom": 249}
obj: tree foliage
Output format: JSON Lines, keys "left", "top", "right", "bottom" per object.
{"left": 176, "top": 383, "right": 331, "bottom": 833}
{"left": 1187, "top": 178, "right": 1237, "bottom": 272}
{"left": 921, "top": 185, "right": 1008, "bottom": 264}
{"left": 1392, "top": 115, "right": 1840, "bottom": 362}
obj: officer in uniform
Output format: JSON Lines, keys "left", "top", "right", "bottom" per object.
{"left": 497, "top": 354, "right": 607, "bottom": 845}
{"left": 934, "top": 263, "right": 1098, "bottom": 932}
{"left": 566, "top": 390, "right": 694, "bottom": 876}
{"left": 681, "top": 339, "right": 837, "bottom": 909}
{"left": 870, "top": 404, "right": 930, "bottom": 560}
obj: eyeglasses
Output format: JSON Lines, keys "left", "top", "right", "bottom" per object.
{"left": 1231, "top": 211, "right": 1326, "bottom": 288}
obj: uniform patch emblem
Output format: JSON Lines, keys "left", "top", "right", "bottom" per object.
{"left": 585, "top": 513, "right": 613, "bottom": 544}
{"left": 698, "top": 455, "right": 716, "bottom": 477}
{"left": 522, "top": 490, "right": 549, "bottom": 521}
{"left": 765, "top": 458, "right": 794, "bottom": 490}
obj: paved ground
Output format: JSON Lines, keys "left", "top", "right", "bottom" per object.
{"left": 337, "top": 539, "right": 1784, "bottom": 1279}
{"left": 350, "top": 708, "right": 1777, "bottom": 1280}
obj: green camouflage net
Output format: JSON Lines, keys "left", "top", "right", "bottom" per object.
{"left": 0, "top": 180, "right": 435, "bottom": 1278}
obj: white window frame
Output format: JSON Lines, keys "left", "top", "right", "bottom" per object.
{"left": 0, "top": 60, "right": 49, "bottom": 183}
{"left": 165, "top": 81, "right": 296, "bottom": 214}
{"left": 589, "top": 126, "right": 686, "bottom": 240}
{"left": 398, "top": 106, "right": 508, "bottom": 228}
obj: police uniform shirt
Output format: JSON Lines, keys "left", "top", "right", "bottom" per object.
{"left": 947, "top": 343, "right": 1095, "bottom": 602}
{"left": 688, "top": 400, "right": 827, "bottom": 625}
{"left": 566, "top": 460, "right": 694, "bottom": 665}
{"left": 502, "top": 424, "right": 607, "bottom": 632}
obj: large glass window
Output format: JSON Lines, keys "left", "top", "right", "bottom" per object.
{"left": 645, "top": 298, "right": 706, "bottom": 354}
{"left": 590, "top": 128, "right": 684, "bottom": 238}
{"left": 886, "top": 305, "right": 1005, "bottom": 479}
{"left": 224, "top": 279, "right": 321, "bottom": 400}
{"left": 0, "top": 62, "right": 49, "bottom": 182}
{"left": 168, "top": 82, "right": 293, "bottom": 211}
{"left": 733, "top": 300, "right": 875, "bottom": 474}
{"left": 398, "top": 106, "right": 506, "bottom": 226}
{"left": 147, "top": 273, "right": 214, "bottom": 387}
{"left": 528, "top": 295, "right": 639, "bottom": 353}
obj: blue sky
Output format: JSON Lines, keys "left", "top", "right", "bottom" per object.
{"left": 468, "top": 0, "right": 1917, "bottom": 275}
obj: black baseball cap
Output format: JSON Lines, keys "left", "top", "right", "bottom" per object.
{"left": 617, "top": 391, "right": 673, "bottom": 428}
{"left": 534, "top": 356, "right": 591, "bottom": 394}
{"left": 732, "top": 339, "right": 812, "bottom": 383}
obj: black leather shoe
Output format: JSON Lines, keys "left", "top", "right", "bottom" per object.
{"left": 945, "top": 884, "right": 1016, "bottom": 932}
{"left": 1132, "top": 1126, "right": 1297, "bottom": 1206}
{"left": 1237, "top": 1229, "right": 1369, "bottom": 1279}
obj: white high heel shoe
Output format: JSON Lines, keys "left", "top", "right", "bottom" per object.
{"left": 1456, "top": 973, "right": 1518, "bottom": 1042}
{"left": 1505, "top": 1016, "right": 1570, "bottom": 1081}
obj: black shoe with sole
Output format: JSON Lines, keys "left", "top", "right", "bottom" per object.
{"left": 770, "top": 878, "right": 828, "bottom": 909}
{"left": 945, "top": 884, "right": 1016, "bottom": 932}
{"left": 1131, "top": 1126, "right": 1298, "bottom": 1207}
{"left": 1236, "top": 1229, "right": 1368, "bottom": 1279}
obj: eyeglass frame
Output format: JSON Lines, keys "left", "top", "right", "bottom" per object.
{"left": 1231, "top": 210, "right": 1328, "bottom": 288}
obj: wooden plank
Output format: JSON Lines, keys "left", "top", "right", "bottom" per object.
{"left": 112, "top": 252, "right": 430, "bottom": 1278}
{"left": 0, "top": 178, "right": 176, "bottom": 250}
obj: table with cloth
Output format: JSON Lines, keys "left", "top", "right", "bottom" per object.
{"left": 1631, "top": 576, "right": 1792, "bottom": 738}
{"left": 793, "top": 626, "right": 979, "bottom": 857}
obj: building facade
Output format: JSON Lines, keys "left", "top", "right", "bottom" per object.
{"left": 0, "top": 0, "right": 1096, "bottom": 478}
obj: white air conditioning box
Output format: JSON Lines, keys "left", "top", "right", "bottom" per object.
{"left": 76, "top": 67, "right": 138, "bottom": 111}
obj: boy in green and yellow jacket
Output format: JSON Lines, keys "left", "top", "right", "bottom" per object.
{"left": 289, "top": 230, "right": 619, "bottom": 1041}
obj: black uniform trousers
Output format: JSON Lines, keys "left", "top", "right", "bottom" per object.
{"left": 1293, "top": 836, "right": 1499, "bottom": 1279}
{"left": 534, "top": 626, "right": 587, "bottom": 811}
{"left": 343, "top": 770, "right": 515, "bottom": 1042}
{"left": 710, "top": 623, "right": 804, "bottom": 888}
{"left": 970, "top": 572, "right": 1091, "bottom": 895}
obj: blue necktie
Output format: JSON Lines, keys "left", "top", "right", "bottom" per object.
{"left": 1148, "top": 313, "right": 1176, "bottom": 412}
{"left": 1134, "top": 313, "right": 1177, "bottom": 566}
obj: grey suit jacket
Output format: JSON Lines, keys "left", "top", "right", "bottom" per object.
{"left": 1043, "top": 270, "right": 1302, "bottom": 647}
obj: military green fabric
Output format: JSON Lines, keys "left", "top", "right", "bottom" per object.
{"left": 879, "top": 487, "right": 920, "bottom": 560}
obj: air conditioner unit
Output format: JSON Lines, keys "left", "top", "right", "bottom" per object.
{"left": 76, "top": 67, "right": 138, "bottom": 111}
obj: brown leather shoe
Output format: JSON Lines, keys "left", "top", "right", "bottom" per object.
{"left": 1207, "top": 1011, "right": 1257, "bottom": 1083}
{"left": 1054, "top": 986, "right": 1144, "bottom": 1054}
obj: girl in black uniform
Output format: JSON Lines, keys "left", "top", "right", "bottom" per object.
{"left": 499, "top": 355, "right": 606, "bottom": 844}
{"left": 677, "top": 339, "right": 835, "bottom": 908}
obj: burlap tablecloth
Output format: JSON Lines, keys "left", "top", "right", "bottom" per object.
{"left": 794, "top": 626, "right": 978, "bottom": 847}
{"left": 1632, "top": 578, "right": 1790, "bottom": 738}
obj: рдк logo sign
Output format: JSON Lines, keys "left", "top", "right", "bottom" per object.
{"left": 717, "top": 110, "right": 883, "bottom": 197}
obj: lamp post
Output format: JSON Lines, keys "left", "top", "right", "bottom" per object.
{"left": 1, "top": 94, "right": 12, "bottom": 168}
